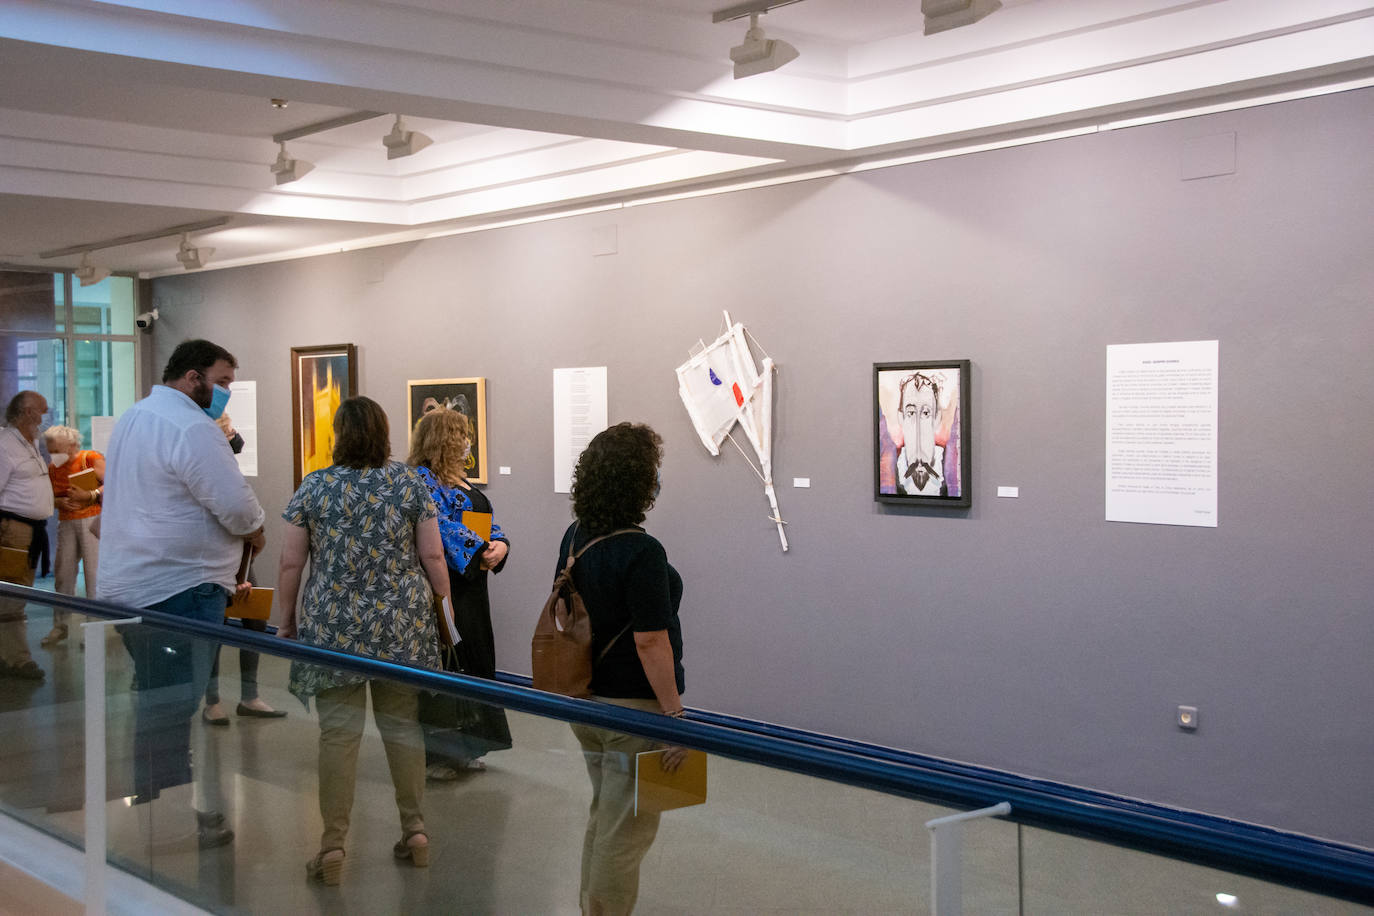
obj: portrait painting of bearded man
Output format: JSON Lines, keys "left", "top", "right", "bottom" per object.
{"left": 874, "top": 361, "right": 970, "bottom": 508}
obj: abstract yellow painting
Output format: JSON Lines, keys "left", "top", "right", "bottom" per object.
{"left": 291, "top": 344, "right": 358, "bottom": 486}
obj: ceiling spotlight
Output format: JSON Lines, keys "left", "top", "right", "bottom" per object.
{"left": 74, "top": 252, "right": 111, "bottom": 287}
{"left": 382, "top": 115, "right": 433, "bottom": 160}
{"left": 728, "top": 12, "right": 798, "bottom": 79}
{"left": 175, "top": 234, "right": 214, "bottom": 271}
{"left": 921, "top": 0, "right": 1002, "bottom": 36}
{"left": 270, "top": 141, "right": 315, "bottom": 185}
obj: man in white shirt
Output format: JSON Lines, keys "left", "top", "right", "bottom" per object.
{"left": 0, "top": 390, "right": 55, "bottom": 680}
{"left": 100, "top": 339, "right": 266, "bottom": 848}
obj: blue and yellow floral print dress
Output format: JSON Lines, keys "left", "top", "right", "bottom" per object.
{"left": 285, "top": 461, "right": 443, "bottom": 706}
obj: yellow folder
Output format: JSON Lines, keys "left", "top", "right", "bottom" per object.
{"left": 66, "top": 467, "right": 99, "bottom": 492}
{"left": 635, "top": 748, "right": 708, "bottom": 815}
{"left": 0, "top": 546, "right": 30, "bottom": 583}
{"left": 227, "top": 587, "right": 274, "bottom": 621}
{"left": 461, "top": 510, "right": 492, "bottom": 542}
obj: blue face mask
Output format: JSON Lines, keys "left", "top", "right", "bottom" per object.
{"left": 204, "top": 384, "right": 232, "bottom": 420}
{"left": 653, "top": 472, "right": 662, "bottom": 500}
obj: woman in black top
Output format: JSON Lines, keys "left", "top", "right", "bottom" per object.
{"left": 559, "top": 422, "right": 684, "bottom": 916}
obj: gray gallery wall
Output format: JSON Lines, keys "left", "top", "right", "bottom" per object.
{"left": 145, "top": 87, "right": 1374, "bottom": 848}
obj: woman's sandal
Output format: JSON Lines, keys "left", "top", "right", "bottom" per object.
{"left": 393, "top": 830, "right": 430, "bottom": 868}
{"left": 306, "top": 848, "right": 345, "bottom": 886}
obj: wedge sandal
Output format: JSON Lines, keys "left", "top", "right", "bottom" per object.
{"left": 306, "top": 848, "right": 345, "bottom": 885}
{"left": 393, "top": 830, "right": 430, "bottom": 868}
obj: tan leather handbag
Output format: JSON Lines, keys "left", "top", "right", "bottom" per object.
{"left": 531, "top": 528, "right": 635, "bottom": 697}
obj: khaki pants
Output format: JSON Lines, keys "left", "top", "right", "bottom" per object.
{"left": 0, "top": 517, "right": 37, "bottom": 665}
{"left": 52, "top": 515, "right": 99, "bottom": 628}
{"left": 571, "top": 697, "right": 664, "bottom": 916}
{"left": 315, "top": 680, "right": 426, "bottom": 851}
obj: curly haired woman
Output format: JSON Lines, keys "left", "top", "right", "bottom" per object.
{"left": 558, "top": 422, "right": 685, "bottom": 916}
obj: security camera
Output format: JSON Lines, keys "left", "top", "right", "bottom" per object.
{"left": 136, "top": 308, "right": 159, "bottom": 329}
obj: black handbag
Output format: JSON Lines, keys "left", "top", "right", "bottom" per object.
{"left": 418, "top": 646, "right": 513, "bottom": 754}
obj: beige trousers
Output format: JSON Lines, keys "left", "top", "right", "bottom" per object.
{"left": 52, "top": 515, "right": 99, "bottom": 628}
{"left": 571, "top": 697, "right": 664, "bottom": 916}
{"left": 315, "top": 679, "right": 426, "bottom": 851}
{"left": 0, "top": 517, "right": 37, "bottom": 665}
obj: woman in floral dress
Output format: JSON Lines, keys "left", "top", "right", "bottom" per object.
{"left": 277, "top": 396, "right": 451, "bottom": 886}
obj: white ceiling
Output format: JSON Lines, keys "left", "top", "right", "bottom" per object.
{"left": 1, "top": 0, "right": 1371, "bottom": 277}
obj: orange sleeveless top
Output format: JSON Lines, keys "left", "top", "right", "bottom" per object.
{"left": 48, "top": 449, "right": 102, "bottom": 521}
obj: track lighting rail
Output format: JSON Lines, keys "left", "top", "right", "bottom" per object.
{"left": 38, "top": 217, "right": 231, "bottom": 260}
{"left": 272, "top": 111, "right": 385, "bottom": 144}
{"left": 712, "top": 0, "right": 803, "bottom": 24}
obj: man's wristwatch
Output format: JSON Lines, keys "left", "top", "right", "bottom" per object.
{"left": 93, "top": 488, "right": 102, "bottom": 505}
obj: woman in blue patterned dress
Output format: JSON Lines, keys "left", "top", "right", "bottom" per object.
{"left": 277, "top": 396, "right": 452, "bottom": 886}
{"left": 407, "top": 407, "right": 512, "bottom": 779}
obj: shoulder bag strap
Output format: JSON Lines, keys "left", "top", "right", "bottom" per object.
{"left": 596, "top": 622, "right": 634, "bottom": 662}
{"left": 564, "top": 524, "right": 641, "bottom": 659}
{"left": 566, "top": 525, "right": 639, "bottom": 568}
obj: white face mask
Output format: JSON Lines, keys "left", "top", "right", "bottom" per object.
{"left": 49, "top": 453, "right": 69, "bottom": 466}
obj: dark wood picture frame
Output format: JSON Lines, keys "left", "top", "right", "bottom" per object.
{"left": 290, "top": 344, "right": 358, "bottom": 487}
{"left": 406, "top": 377, "right": 489, "bottom": 484}
{"left": 874, "top": 359, "right": 971, "bottom": 508}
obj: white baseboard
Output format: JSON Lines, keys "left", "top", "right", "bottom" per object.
{"left": 0, "top": 813, "right": 205, "bottom": 915}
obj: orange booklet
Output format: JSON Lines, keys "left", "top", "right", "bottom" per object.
{"left": 635, "top": 749, "right": 708, "bottom": 815}
{"left": 0, "top": 546, "right": 30, "bottom": 582}
{"left": 434, "top": 595, "right": 459, "bottom": 646}
{"left": 227, "top": 587, "right": 274, "bottom": 620}
{"left": 461, "top": 510, "right": 493, "bottom": 542}
{"left": 67, "top": 467, "right": 99, "bottom": 492}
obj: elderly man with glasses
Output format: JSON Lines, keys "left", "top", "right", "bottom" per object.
{"left": 0, "top": 390, "right": 54, "bottom": 680}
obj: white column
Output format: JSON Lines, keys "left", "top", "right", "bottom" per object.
{"left": 83, "top": 615, "right": 140, "bottom": 916}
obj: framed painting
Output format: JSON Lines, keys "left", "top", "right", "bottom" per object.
{"left": 406, "top": 377, "right": 488, "bottom": 484}
{"left": 874, "top": 360, "right": 971, "bottom": 508}
{"left": 290, "top": 344, "right": 357, "bottom": 487}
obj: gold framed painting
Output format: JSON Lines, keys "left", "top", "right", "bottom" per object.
{"left": 406, "top": 377, "right": 488, "bottom": 484}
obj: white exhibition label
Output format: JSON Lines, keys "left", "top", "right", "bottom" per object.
{"left": 553, "top": 367, "right": 608, "bottom": 494}
{"left": 1106, "top": 340, "right": 1218, "bottom": 527}
{"left": 227, "top": 381, "right": 259, "bottom": 477}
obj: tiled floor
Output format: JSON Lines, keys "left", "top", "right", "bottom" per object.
{"left": 1, "top": 602, "right": 1368, "bottom": 915}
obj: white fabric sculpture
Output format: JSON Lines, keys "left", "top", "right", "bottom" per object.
{"left": 676, "top": 311, "right": 788, "bottom": 551}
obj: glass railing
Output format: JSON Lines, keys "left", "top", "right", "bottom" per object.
{"left": 1, "top": 582, "right": 1371, "bottom": 915}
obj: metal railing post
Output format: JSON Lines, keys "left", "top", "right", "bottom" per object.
{"left": 925, "top": 801, "right": 1012, "bottom": 915}
{"left": 83, "top": 616, "right": 141, "bottom": 916}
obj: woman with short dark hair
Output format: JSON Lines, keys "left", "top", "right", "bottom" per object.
{"left": 277, "top": 396, "right": 451, "bottom": 886}
{"left": 559, "top": 421, "right": 685, "bottom": 915}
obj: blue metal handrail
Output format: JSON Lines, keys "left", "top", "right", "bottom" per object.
{"left": 6, "top": 582, "right": 1372, "bottom": 904}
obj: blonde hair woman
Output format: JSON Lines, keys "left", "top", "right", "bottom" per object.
{"left": 41, "top": 425, "right": 103, "bottom": 646}
{"left": 407, "top": 408, "right": 512, "bottom": 779}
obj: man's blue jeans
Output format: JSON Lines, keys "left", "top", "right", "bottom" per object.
{"left": 121, "top": 583, "right": 228, "bottom": 802}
